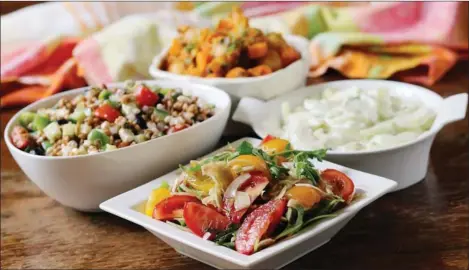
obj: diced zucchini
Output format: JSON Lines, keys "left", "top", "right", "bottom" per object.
{"left": 104, "top": 100, "right": 120, "bottom": 108}
{"left": 153, "top": 109, "right": 169, "bottom": 121}
{"left": 159, "top": 88, "right": 172, "bottom": 95}
{"left": 43, "top": 122, "right": 62, "bottom": 142}
{"left": 75, "top": 102, "right": 85, "bottom": 111}
{"left": 118, "top": 128, "right": 134, "bottom": 143}
{"left": 135, "top": 134, "right": 147, "bottom": 143}
{"left": 87, "top": 129, "right": 110, "bottom": 148}
{"left": 62, "top": 123, "right": 76, "bottom": 137}
{"left": 69, "top": 111, "right": 86, "bottom": 123}
{"left": 98, "top": 90, "right": 112, "bottom": 100}
{"left": 19, "top": 112, "right": 36, "bottom": 127}
{"left": 41, "top": 141, "right": 53, "bottom": 150}
{"left": 32, "top": 114, "right": 51, "bottom": 131}
{"left": 122, "top": 103, "right": 139, "bottom": 116}
{"left": 83, "top": 108, "right": 92, "bottom": 117}
{"left": 104, "top": 144, "right": 117, "bottom": 151}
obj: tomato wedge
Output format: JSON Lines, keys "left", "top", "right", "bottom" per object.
{"left": 168, "top": 124, "right": 189, "bottom": 134}
{"left": 11, "top": 126, "right": 30, "bottom": 150}
{"left": 152, "top": 195, "right": 200, "bottom": 220}
{"left": 235, "top": 199, "right": 287, "bottom": 255}
{"left": 183, "top": 202, "right": 230, "bottom": 239}
{"left": 136, "top": 85, "right": 159, "bottom": 107}
{"left": 224, "top": 171, "right": 270, "bottom": 223}
{"left": 94, "top": 104, "right": 121, "bottom": 123}
{"left": 320, "top": 169, "right": 355, "bottom": 203}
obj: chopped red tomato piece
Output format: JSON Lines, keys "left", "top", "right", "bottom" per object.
{"left": 261, "top": 134, "right": 276, "bottom": 144}
{"left": 152, "top": 195, "right": 200, "bottom": 220}
{"left": 94, "top": 104, "right": 121, "bottom": 122}
{"left": 11, "top": 126, "right": 30, "bottom": 150}
{"left": 168, "top": 124, "right": 189, "bottom": 134}
{"left": 136, "top": 85, "right": 159, "bottom": 107}
{"left": 235, "top": 199, "right": 287, "bottom": 255}
{"left": 183, "top": 202, "right": 230, "bottom": 239}
{"left": 320, "top": 169, "right": 355, "bottom": 203}
{"left": 224, "top": 171, "right": 269, "bottom": 223}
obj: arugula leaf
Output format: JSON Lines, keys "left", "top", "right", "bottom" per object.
{"left": 302, "top": 214, "right": 337, "bottom": 228}
{"left": 236, "top": 141, "right": 254, "bottom": 155}
{"left": 214, "top": 224, "right": 239, "bottom": 246}
{"left": 275, "top": 206, "right": 305, "bottom": 240}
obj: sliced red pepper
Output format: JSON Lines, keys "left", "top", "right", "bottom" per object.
{"left": 261, "top": 134, "right": 276, "bottom": 144}
{"left": 235, "top": 199, "right": 287, "bottom": 255}
{"left": 136, "top": 85, "right": 159, "bottom": 107}
{"left": 94, "top": 103, "right": 121, "bottom": 123}
{"left": 11, "top": 125, "right": 30, "bottom": 150}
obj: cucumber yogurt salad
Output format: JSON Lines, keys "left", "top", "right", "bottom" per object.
{"left": 10, "top": 81, "right": 215, "bottom": 156}
{"left": 281, "top": 86, "right": 436, "bottom": 152}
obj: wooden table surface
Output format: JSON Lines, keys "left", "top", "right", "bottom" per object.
{"left": 1, "top": 64, "right": 468, "bottom": 270}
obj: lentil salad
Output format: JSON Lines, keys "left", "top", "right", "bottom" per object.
{"left": 10, "top": 81, "right": 215, "bottom": 157}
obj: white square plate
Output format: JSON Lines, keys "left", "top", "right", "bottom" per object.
{"left": 100, "top": 137, "right": 397, "bottom": 269}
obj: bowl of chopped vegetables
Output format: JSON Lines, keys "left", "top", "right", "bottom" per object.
{"left": 100, "top": 137, "right": 397, "bottom": 269}
{"left": 4, "top": 80, "right": 231, "bottom": 211}
{"left": 148, "top": 8, "right": 310, "bottom": 104}
{"left": 232, "top": 80, "right": 468, "bottom": 191}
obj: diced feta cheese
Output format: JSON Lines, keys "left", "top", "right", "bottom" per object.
{"left": 119, "top": 128, "right": 134, "bottom": 143}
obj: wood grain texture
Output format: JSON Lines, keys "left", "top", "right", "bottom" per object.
{"left": 1, "top": 63, "right": 468, "bottom": 270}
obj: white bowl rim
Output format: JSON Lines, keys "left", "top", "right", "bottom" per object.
{"left": 4, "top": 80, "right": 231, "bottom": 161}
{"left": 251, "top": 79, "right": 458, "bottom": 156}
{"left": 149, "top": 34, "right": 310, "bottom": 84}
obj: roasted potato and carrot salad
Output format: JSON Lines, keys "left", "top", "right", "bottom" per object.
{"left": 159, "top": 8, "right": 301, "bottom": 78}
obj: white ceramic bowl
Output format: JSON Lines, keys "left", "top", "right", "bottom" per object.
{"left": 232, "top": 80, "right": 468, "bottom": 191}
{"left": 4, "top": 80, "right": 231, "bottom": 211}
{"left": 100, "top": 137, "right": 397, "bottom": 270}
{"left": 149, "top": 35, "right": 311, "bottom": 105}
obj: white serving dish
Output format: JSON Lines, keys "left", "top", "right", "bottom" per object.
{"left": 4, "top": 80, "right": 231, "bottom": 211}
{"left": 100, "top": 137, "right": 397, "bottom": 269}
{"left": 232, "top": 80, "right": 468, "bottom": 191}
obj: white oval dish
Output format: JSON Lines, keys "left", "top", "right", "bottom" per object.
{"left": 4, "top": 80, "right": 231, "bottom": 211}
{"left": 232, "top": 80, "right": 468, "bottom": 191}
{"left": 100, "top": 137, "right": 397, "bottom": 269}
{"left": 148, "top": 35, "right": 311, "bottom": 105}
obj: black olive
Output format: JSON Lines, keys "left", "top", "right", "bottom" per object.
{"left": 30, "top": 147, "right": 45, "bottom": 156}
{"left": 158, "top": 93, "right": 165, "bottom": 102}
{"left": 135, "top": 113, "right": 147, "bottom": 129}
{"left": 57, "top": 119, "right": 68, "bottom": 125}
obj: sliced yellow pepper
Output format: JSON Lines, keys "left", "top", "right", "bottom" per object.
{"left": 145, "top": 186, "right": 171, "bottom": 217}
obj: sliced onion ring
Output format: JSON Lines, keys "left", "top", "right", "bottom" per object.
{"left": 224, "top": 173, "right": 251, "bottom": 200}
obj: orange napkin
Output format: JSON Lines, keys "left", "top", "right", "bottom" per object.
{"left": 0, "top": 37, "right": 86, "bottom": 108}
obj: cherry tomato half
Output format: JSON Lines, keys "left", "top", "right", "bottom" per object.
{"left": 183, "top": 202, "right": 230, "bottom": 239}
{"left": 136, "top": 85, "right": 159, "bottom": 107}
{"left": 152, "top": 195, "right": 200, "bottom": 220}
{"left": 235, "top": 199, "right": 287, "bottom": 255}
{"left": 228, "top": 155, "right": 270, "bottom": 179}
{"left": 11, "top": 126, "right": 30, "bottom": 150}
{"left": 320, "top": 169, "right": 355, "bottom": 203}
{"left": 94, "top": 104, "right": 121, "bottom": 123}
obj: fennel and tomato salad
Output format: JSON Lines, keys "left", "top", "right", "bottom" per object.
{"left": 144, "top": 136, "right": 355, "bottom": 255}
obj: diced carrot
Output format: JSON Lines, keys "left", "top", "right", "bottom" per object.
{"left": 247, "top": 42, "right": 268, "bottom": 59}
{"left": 247, "top": 65, "right": 272, "bottom": 77}
{"left": 226, "top": 67, "right": 248, "bottom": 78}
{"left": 280, "top": 46, "right": 301, "bottom": 67}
